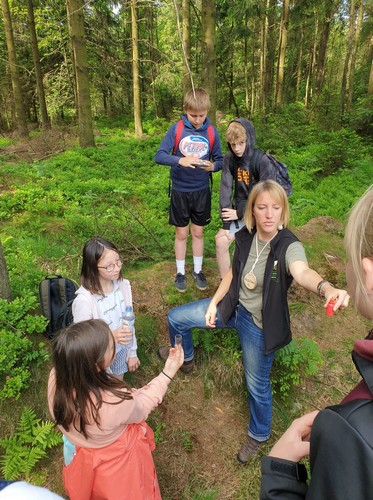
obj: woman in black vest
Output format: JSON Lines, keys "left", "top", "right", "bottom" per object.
{"left": 158, "top": 180, "right": 349, "bottom": 464}
{"left": 260, "top": 185, "right": 373, "bottom": 499}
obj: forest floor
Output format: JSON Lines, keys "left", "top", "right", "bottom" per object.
{"left": 124, "top": 217, "right": 369, "bottom": 499}
{"left": 0, "top": 136, "right": 370, "bottom": 498}
{"left": 0, "top": 128, "right": 77, "bottom": 163}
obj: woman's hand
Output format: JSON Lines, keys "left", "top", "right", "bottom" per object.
{"left": 221, "top": 208, "right": 238, "bottom": 222}
{"left": 324, "top": 286, "right": 350, "bottom": 312}
{"left": 216, "top": 228, "right": 234, "bottom": 243}
{"left": 205, "top": 301, "right": 217, "bottom": 328}
{"left": 268, "top": 410, "right": 319, "bottom": 462}
{"left": 128, "top": 356, "right": 140, "bottom": 372}
{"left": 112, "top": 325, "right": 133, "bottom": 345}
{"left": 163, "top": 344, "right": 184, "bottom": 379}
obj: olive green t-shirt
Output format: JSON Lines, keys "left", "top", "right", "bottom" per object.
{"left": 239, "top": 238, "right": 307, "bottom": 329}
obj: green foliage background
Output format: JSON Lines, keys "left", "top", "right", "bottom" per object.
{"left": 0, "top": 109, "right": 371, "bottom": 493}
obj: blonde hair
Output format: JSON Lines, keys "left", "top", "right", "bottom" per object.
{"left": 244, "top": 180, "right": 290, "bottom": 232}
{"left": 344, "top": 184, "right": 373, "bottom": 302}
{"left": 183, "top": 88, "right": 211, "bottom": 112}
{"left": 226, "top": 122, "right": 246, "bottom": 144}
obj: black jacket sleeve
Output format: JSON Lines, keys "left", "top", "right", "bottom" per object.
{"left": 261, "top": 401, "right": 373, "bottom": 500}
{"left": 260, "top": 457, "right": 308, "bottom": 500}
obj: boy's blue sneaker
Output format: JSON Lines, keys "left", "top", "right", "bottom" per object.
{"left": 175, "top": 273, "right": 187, "bottom": 292}
{"left": 192, "top": 271, "right": 207, "bottom": 290}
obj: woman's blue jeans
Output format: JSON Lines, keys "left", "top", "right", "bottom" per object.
{"left": 168, "top": 299, "right": 275, "bottom": 441}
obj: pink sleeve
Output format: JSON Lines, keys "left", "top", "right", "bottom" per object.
{"left": 102, "top": 374, "right": 170, "bottom": 426}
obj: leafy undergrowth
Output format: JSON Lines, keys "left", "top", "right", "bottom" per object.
{"left": 0, "top": 216, "right": 370, "bottom": 499}
{"left": 0, "top": 122, "right": 371, "bottom": 498}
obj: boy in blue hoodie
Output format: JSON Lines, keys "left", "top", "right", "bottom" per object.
{"left": 155, "top": 88, "right": 223, "bottom": 292}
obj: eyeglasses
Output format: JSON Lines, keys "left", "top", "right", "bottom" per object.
{"left": 97, "top": 259, "right": 123, "bottom": 273}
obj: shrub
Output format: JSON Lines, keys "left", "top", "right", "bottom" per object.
{"left": 272, "top": 338, "right": 324, "bottom": 399}
{"left": 0, "top": 294, "right": 49, "bottom": 400}
{"left": 0, "top": 407, "right": 61, "bottom": 481}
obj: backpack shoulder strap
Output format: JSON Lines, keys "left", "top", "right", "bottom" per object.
{"left": 39, "top": 279, "right": 52, "bottom": 320}
{"left": 250, "top": 149, "right": 265, "bottom": 180}
{"left": 207, "top": 125, "right": 215, "bottom": 153}
{"left": 173, "top": 120, "right": 184, "bottom": 154}
{"left": 58, "top": 278, "right": 67, "bottom": 304}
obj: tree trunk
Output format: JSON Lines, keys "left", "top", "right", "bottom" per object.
{"left": 0, "top": 242, "right": 12, "bottom": 301}
{"left": 250, "top": 17, "right": 256, "bottom": 114}
{"left": 347, "top": 0, "right": 363, "bottom": 111}
{"left": 1, "top": 0, "right": 29, "bottom": 137}
{"left": 244, "top": 9, "right": 249, "bottom": 112}
{"left": 148, "top": 4, "right": 158, "bottom": 117}
{"left": 27, "top": 0, "right": 50, "bottom": 129}
{"left": 275, "top": 0, "right": 289, "bottom": 109}
{"left": 369, "top": 47, "right": 373, "bottom": 95}
{"left": 131, "top": 0, "right": 143, "bottom": 138}
{"left": 305, "top": 10, "right": 318, "bottom": 108}
{"left": 259, "top": 0, "right": 269, "bottom": 114}
{"left": 341, "top": 0, "right": 356, "bottom": 117}
{"left": 182, "top": 0, "right": 191, "bottom": 94}
{"left": 202, "top": 0, "right": 216, "bottom": 125}
{"left": 66, "top": 0, "right": 95, "bottom": 148}
{"left": 315, "top": 0, "right": 334, "bottom": 97}
{"left": 295, "top": 28, "right": 303, "bottom": 102}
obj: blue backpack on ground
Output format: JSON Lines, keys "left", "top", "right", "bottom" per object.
{"left": 39, "top": 275, "right": 78, "bottom": 339}
{"left": 251, "top": 149, "right": 293, "bottom": 196}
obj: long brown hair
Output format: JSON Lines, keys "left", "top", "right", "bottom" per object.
{"left": 52, "top": 320, "right": 132, "bottom": 439}
{"left": 80, "top": 236, "right": 123, "bottom": 295}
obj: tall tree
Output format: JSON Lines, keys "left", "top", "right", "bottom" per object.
{"left": 1, "top": 0, "right": 28, "bottom": 137}
{"left": 201, "top": 0, "right": 216, "bottom": 124}
{"left": 66, "top": 0, "right": 95, "bottom": 147}
{"left": 314, "top": 0, "right": 335, "bottom": 100}
{"left": 26, "top": 0, "right": 50, "bottom": 129}
{"left": 275, "top": 0, "right": 289, "bottom": 108}
{"left": 131, "top": 0, "right": 142, "bottom": 138}
{"left": 369, "top": 47, "right": 373, "bottom": 95}
{"left": 347, "top": 0, "right": 363, "bottom": 112}
{"left": 259, "top": 0, "right": 269, "bottom": 113}
{"left": 182, "top": 0, "right": 191, "bottom": 94}
{"left": 304, "top": 9, "right": 318, "bottom": 108}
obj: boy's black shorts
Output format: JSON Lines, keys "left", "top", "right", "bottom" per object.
{"left": 169, "top": 188, "right": 211, "bottom": 227}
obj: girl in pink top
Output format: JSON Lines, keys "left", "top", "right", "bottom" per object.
{"left": 48, "top": 319, "right": 183, "bottom": 500}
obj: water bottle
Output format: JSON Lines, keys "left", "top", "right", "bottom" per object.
{"left": 121, "top": 305, "right": 135, "bottom": 348}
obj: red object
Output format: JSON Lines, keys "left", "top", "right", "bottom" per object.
{"left": 326, "top": 299, "right": 336, "bottom": 316}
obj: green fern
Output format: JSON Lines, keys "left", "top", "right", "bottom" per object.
{"left": 0, "top": 407, "right": 62, "bottom": 481}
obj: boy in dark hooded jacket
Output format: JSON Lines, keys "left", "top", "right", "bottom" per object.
{"left": 215, "top": 119, "right": 276, "bottom": 279}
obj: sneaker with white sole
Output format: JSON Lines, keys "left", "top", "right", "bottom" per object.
{"left": 174, "top": 273, "right": 187, "bottom": 292}
{"left": 236, "top": 436, "right": 262, "bottom": 464}
{"left": 192, "top": 271, "right": 207, "bottom": 290}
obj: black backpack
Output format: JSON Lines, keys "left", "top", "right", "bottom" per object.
{"left": 39, "top": 275, "right": 78, "bottom": 339}
{"left": 251, "top": 149, "right": 293, "bottom": 196}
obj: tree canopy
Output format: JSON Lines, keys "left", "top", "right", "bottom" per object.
{"left": 0, "top": 0, "right": 371, "bottom": 137}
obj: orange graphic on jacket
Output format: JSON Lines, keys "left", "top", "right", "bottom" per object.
{"left": 237, "top": 168, "right": 250, "bottom": 185}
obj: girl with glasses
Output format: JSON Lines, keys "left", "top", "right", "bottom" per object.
{"left": 72, "top": 236, "right": 140, "bottom": 378}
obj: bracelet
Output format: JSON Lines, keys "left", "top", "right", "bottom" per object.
{"left": 161, "top": 370, "right": 173, "bottom": 381}
{"left": 317, "top": 280, "right": 332, "bottom": 298}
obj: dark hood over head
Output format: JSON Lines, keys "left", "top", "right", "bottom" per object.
{"left": 227, "top": 118, "right": 256, "bottom": 165}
